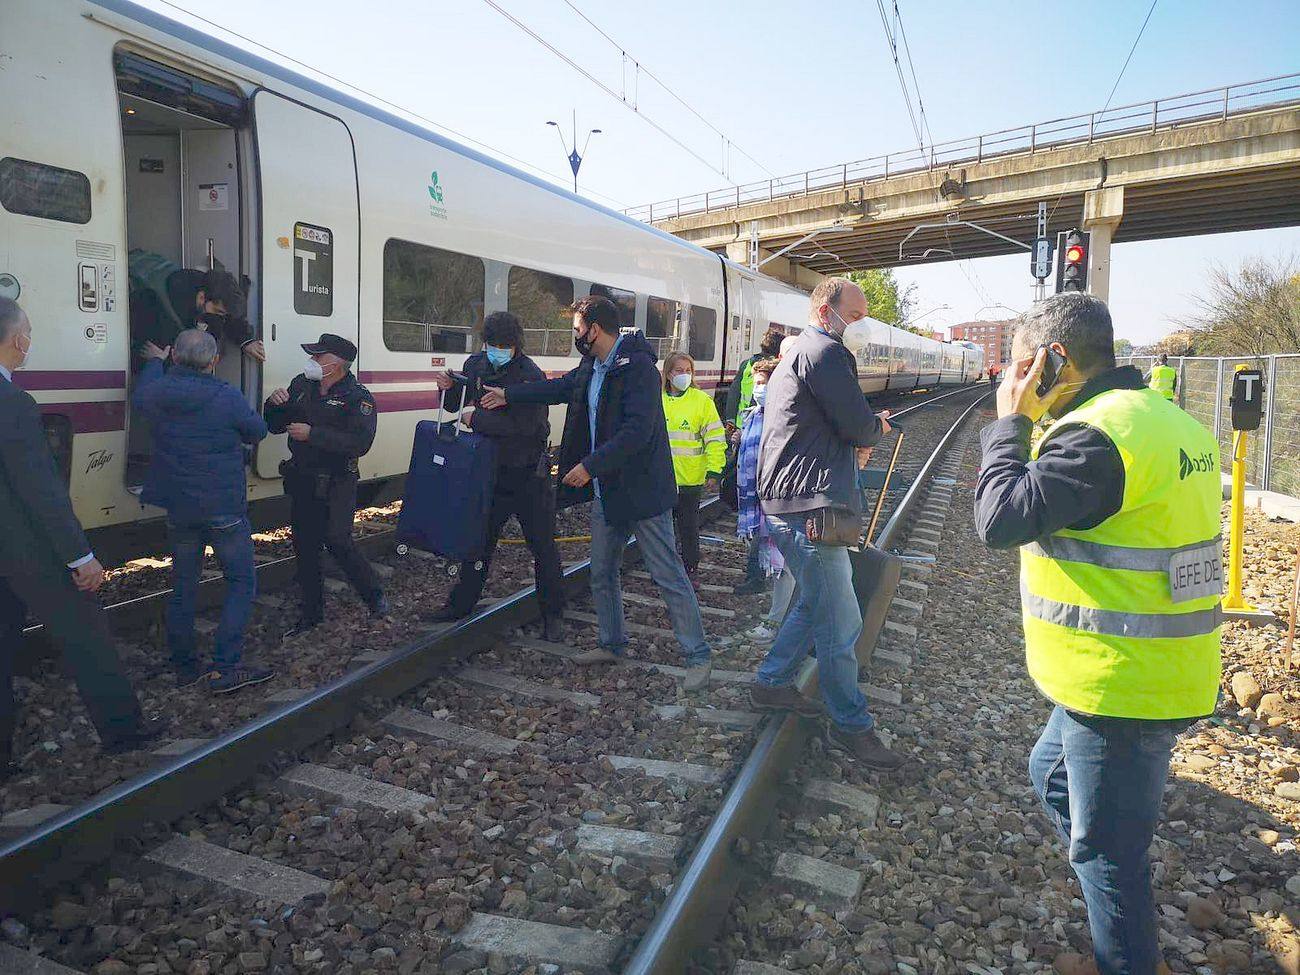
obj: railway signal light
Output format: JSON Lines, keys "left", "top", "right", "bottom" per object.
{"left": 1054, "top": 229, "right": 1090, "bottom": 294}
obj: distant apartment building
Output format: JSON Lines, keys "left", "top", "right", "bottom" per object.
{"left": 950, "top": 320, "right": 1013, "bottom": 368}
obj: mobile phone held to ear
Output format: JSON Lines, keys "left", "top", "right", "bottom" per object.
{"left": 1036, "top": 346, "right": 1068, "bottom": 398}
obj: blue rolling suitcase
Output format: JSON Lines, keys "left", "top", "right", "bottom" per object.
{"left": 395, "top": 401, "right": 497, "bottom": 575}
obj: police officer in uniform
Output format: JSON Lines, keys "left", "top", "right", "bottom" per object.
{"left": 265, "top": 334, "right": 387, "bottom": 638}
{"left": 976, "top": 294, "right": 1222, "bottom": 975}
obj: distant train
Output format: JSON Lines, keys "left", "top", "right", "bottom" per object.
{"left": 1, "top": 0, "right": 983, "bottom": 552}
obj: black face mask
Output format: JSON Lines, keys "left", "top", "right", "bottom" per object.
{"left": 574, "top": 325, "right": 596, "bottom": 358}
{"left": 198, "top": 311, "right": 229, "bottom": 333}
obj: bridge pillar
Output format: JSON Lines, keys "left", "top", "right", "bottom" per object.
{"left": 722, "top": 243, "right": 826, "bottom": 292}
{"left": 1082, "top": 186, "right": 1124, "bottom": 304}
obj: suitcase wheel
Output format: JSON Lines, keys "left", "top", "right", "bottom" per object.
{"left": 474, "top": 560, "right": 484, "bottom": 571}
{"left": 396, "top": 544, "right": 409, "bottom": 556}
{"left": 447, "top": 563, "right": 459, "bottom": 578}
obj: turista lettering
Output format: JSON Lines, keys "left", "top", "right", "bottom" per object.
{"left": 1178, "top": 447, "right": 1215, "bottom": 480}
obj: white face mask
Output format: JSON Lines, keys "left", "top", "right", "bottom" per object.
{"left": 841, "top": 318, "right": 871, "bottom": 355}
{"left": 302, "top": 358, "right": 325, "bottom": 382}
{"left": 670, "top": 372, "right": 692, "bottom": 392}
{"left": 14, "top": 332, "right": 31, "bottom": 370}
{"left": 752, "top": 384, "right": 767, "bottom": 406}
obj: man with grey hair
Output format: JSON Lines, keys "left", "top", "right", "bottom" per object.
{"left": 135, "top": 329, "right": 272, "bottom": 694}
{"left": 975, "top": 292, "right": 1222, "bottom": 973}
{"left": 0, "top": 298, "right": 159, "bottom": 775}
{"left": 753, "top": 277, "right": 903, "bottom": 770}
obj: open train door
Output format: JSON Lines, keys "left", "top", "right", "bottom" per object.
{"left": 252, "top": 91, "right": 359, "bottom": 478}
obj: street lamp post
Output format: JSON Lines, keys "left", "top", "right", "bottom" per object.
{"left": 547, "top": 111, "right": 601, "bottom": 194}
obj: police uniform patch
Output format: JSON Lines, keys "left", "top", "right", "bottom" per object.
{"left": 360, "top": 401, "right": 374, "bottom": 415}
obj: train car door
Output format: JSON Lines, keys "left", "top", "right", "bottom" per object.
{"left": 252, "top": 91, "right": 359, "bottom": 478}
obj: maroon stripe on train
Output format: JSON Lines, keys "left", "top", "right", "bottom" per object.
{"left": 358, "top": 370, "right": 446, "bottom": 384}
{"left": 39, "top": 401, "right": 126, "bottom": 434}
{"left": 371, "top": 389, "right": 443, "bottom": 413}
{"left": 15, "top": 370, "right": 127, "bottom": 391}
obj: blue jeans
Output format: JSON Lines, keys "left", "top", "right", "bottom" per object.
{"left": 1029, "top": 706, "right": 1185, "bottom": 975}
{"left": 756, "top": 514, "right": 873, "bottom": 732}
{"left": 167, "top": 515, "right": 256, "bottom": 669}
{"left": 589, "top": 498, "right": 710, "bottom": 667}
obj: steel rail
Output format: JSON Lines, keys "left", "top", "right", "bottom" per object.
{"left": 624, "top": 387, "right": 993, "bottom": 975}
{"left": 0, "top": 505, "right": 720, "bottom": 914}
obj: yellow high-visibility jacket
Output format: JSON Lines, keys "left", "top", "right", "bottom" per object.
{"left": 662, "top": 386, "right": 727, "bottom": 487}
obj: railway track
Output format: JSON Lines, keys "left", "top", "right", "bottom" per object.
{"left": 0, "top": 384, "right": 989, "bottom": 974}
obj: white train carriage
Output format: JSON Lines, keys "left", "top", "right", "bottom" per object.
{"left": 1, "top": 0, "right": 980, "bottom": 556}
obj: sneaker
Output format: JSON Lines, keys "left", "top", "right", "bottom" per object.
{"left": 101, "top": 718, "right": 166, "bottom": 755}
{"left": 368, "top": 593, "right": 389, "bottom": 619}
{"left": 542, "top": 615, "right": 566, "bottom": 644}
{"left": 427, "top": 604, "right": 469, "bottom": 624}
{"left": 745, "top": 623, "right": 779, "bottom": 644}
{"left": 571, "top": 647, "right": 621, "bottom": 665}
{"left": 733, "top": 577, "right": 766, "bottom": 597}
{"left": 209, "top": 665, "right": 276, "bottom": 695}
{"left": 750, "top": 682, "right": 823, "bottom": 717}
{"left": 174, "top": 660, "right": 213, "bottom": 688}
{"left": 682, "top": 662, "right": 711, "bottom": 692}
{"left": 825, "top": 726, "right": 906, "bottom": 771}
{"left": 281, "top": 617, "right": 322, "bottom": 642}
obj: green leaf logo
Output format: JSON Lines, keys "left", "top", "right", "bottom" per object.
{"left": 428, "top": 171, "right": 444, "bottom": 204}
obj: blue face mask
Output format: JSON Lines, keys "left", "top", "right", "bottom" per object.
{"left": 485, "top": 345, "right": 514, "bottom": 368}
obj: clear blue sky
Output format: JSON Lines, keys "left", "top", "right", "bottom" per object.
{"left": 140, "top": 0, "right": 1300, "bottom": 345}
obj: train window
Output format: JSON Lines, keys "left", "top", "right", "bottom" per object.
{"left": 509, "top": 266, "right": 574, "bottom": 357}
{"left": 382, "top": 239, "right": 484, "bottom": 353}
{"left": 590, "top": 283, "right": 635, "bottom": 327}
{"left": 645, "top": 296, "right": 678, "bottom": 339}
{"left": 688, "top": 305, "right": 717, "bottom": 361}
{"left": 0, "top": 157, "right": 92, "bottom": 224}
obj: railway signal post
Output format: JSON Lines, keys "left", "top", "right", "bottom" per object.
{"left": 1222, "top": 364, "right": 1277, "bottom": 625}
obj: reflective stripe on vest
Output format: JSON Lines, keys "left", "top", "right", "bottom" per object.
{"left": 1149, "top": 364, "right": 1177, "bottom": 400}
{"left": 1020, "top": 386, "right": 1222, "bottom": 720}
{"left": 663, "top": 387, "right": 727, "bottom": 486}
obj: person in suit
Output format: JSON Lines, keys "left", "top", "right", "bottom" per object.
{"left": 0, "top": 297, "right": 159, "bottom": 779}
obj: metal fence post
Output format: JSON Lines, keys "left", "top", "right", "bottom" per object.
{"left": 735, "top": 185, "right": 740, "bottom": 207}
{"left": 1213, "top": 359, "right": 1225, "bottom": 447}
{"left": 1222, "top": 87, "right": 1230, "bottom": 121}
{"left": 676, "top": 197, "right": 681, "bottom": 219}
{"left": 648, "top": 202, "right": 653, "bottom": 223}
{"left": 1151, "top": 100, "right": 1159, "bottom": 133}
{"left": 1088, "top": 113, "right": 1095, "bottom": 143}
{"left": 769, "top": 179, "right": 774, "bottom": 201}
{"left": 842, "top": 163, "right": 847, "bottom": 188}
{"left": 1262, "top": 354, "right": 1278, "bottom": 491}
{"left": 804, "top": 171, "right": 809, "bottom": 194}
{"left": 1030, "top": 124, "right": 1036, "bottom": 152}
{"left": 977, "top": 135, "right": 983, "bottom": 162}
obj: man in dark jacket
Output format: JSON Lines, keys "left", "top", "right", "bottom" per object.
{"left": 129, "top": 250, "right": 264, "bottom": 363}
{"left": 754, "top": 278, "right": 903, "bottom": 770}
{"left": 135, "top": 329, "right": 272, "bottom": 693}
{"left": 0, "top": 298, "right": 159, "bottom": 775}
{"left": 264, "top": 334, "right": 385, "bottom": 638}
{"left": 480, "top": 295, "right": 712, "bottom": 690}
{"left": 428, "top": 312, "right": 564, "bottom": 639}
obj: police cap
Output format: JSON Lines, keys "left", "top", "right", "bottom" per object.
{"left": 301, "top": 333, "right": 357, "bottom": 362}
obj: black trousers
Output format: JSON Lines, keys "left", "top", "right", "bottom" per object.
{"left": 0, "top": 561, "right": 142, "bottom": 759}
{"left": 287, "top": 471, "right": 381, "bottom": 621}
{"left": 447, "top": 470, "right": 565, "bottom": 619}
{"left": 672, "top": 484, "right": 704, "bottom": 573}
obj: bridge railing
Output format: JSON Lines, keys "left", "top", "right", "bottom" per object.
{"left": 1118, "top": 354, "right": 1300, "bottom": 497}
{"left": 628, "top": 73, "right": 1300, "bottom": 223}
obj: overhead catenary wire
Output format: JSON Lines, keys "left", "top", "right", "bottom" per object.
{"left": 145, "top": 0, "right": 632, "bottom": 209}
{"left": 892, "top": 0, "right": 934, "bottom": 149}
{"left": 481, "top": 0, "right": 750, "bottom": 184}
{"left": 559, "top": 0, "right": 775, "bottom": 179}
{"left": 873, "top": 0, "right": 926, "bottom": 155}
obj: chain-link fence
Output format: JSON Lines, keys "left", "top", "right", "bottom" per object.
{"left": 1119, "top": 354, "right": 1298, "bottom": 495}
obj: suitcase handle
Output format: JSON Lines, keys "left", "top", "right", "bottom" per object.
{"left": 864, "top": 426, "right": 906, "bottom": 547}
{"left": 436, "top": 381, "right": 474, "bottom": 438}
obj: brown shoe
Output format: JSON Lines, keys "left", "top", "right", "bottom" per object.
{"left": 571, "top": 647, "right": 621, "bottom": 665}
{"left": 826, "top": 726, "right": 905, "bottom": 770}
{"left": 750, "top": 682, "right": 823, "bottom": 717}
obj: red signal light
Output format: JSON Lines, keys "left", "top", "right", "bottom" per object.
{"left": 1065, "top": 244, "right": 1085, "bottom": 264}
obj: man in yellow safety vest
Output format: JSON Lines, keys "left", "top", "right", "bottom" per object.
{"left": 975, "top": 293, "right": 1222, "bottom": 975}
{"left": 1146, "top": 353, "right": 1177, "bottom": 401}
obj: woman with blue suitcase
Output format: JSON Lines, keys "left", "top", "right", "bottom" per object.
{"left": 426, "top": 313, "right": 565, "bottom": 642}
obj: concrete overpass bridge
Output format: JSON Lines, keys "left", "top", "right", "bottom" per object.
{"left": 628, "top": 74, "right": 1300, "bottom": 299}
